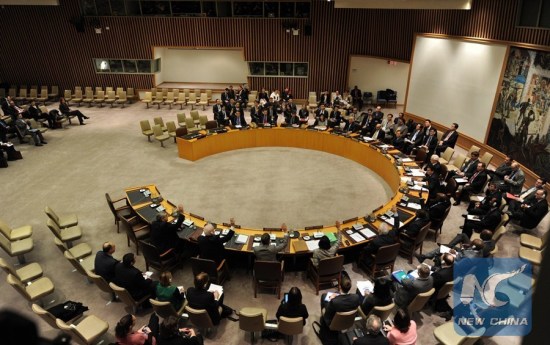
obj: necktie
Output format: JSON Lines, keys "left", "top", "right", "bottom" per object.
{"left": 509, "top": 171, "right": 516, "bottom": 180}
{"left": 520, "top": 187, "right": 535, "bottom": 200}
{"left": 236, "top": 117, "right": 240, "bottom": 126}
{"left": 444, "top": 131, "right": 453, "bottom": 141}
{"left": 426, "top": 136, "right": 431, "bottom": 146}
{"left": 411, "top": 131, "right": 417, "bottom": 141}
{"left": 470, "top": 171, "right": 480, "bottom": 183}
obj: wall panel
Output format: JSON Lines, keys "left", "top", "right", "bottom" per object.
{"left": 0, "top": 0, "right": 549, "bottom": 98}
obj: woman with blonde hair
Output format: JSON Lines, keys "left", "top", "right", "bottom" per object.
{"left": 155, "top": 271, "right": 184, "bottom": 311}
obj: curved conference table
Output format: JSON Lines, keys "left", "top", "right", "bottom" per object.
{"left": 126, "top": 128, "right": 428, "bottom": 256}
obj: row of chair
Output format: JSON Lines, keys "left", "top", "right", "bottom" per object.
{"left": 142, "top": 90, "right": 210, "bottom": 110}
{"left": 5, "top": 85, "right": 59, "bottom": 105}
{"left": 0, "top": 217, "right": 34, "bottom": 264}
{"left": 64, "top": 87, "right": 135, "bottom": 108}
{"left": 519, "top": 229, "right": 547, "bottom": 266}
{"left": 140, "top": 114, "right": 219, "bottom": 147}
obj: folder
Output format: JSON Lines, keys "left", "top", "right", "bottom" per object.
{"left": 293, "top": 240, "right": 309, "bottom": 253}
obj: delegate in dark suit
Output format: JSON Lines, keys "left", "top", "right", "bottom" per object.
{"left": 432, "top": 266, "right": 453, "bottom": 292}
{"left": 321, "top": 293, "right": 361, "bottom": 327}
{"left": 150, "top": 212, "right": 185, "bottom": 254}
{"left": 230, "top": 113, "right": 247, "bottom": 127}
{"left": 94, "top": 250, "right": 118, "bottom": 282}
{"left": 462, "top": 206, "right": 501, "bottom": 238}
{"left": 113, "top": 259, "right": 155, "bottom": 300}
{"left": 519, "top": 197, "right": 549, "bottom": 229}
{"left": 186, "top": 287, "right": 221, "bottom": 325}
{"left": 344, "top": 121, "right": 360, "bottom": 133}
{"left": 435, "top": 128, "right": 459, "bottom": 155}
{"left": 394, "top": 274, "right": 433, "bottom": 308}
{"left": 197, "top": 227, "right": 235, "bottom": 264}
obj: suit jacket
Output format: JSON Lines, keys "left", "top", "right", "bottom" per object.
{"left": 344, "top": 121, "right": 360, "bottom": 133}
{"left": 408, "top": 130, "right": 425, "bottom": 147}
{"left": 432, "top": 266, "right": 453, "bottom": 291}
{"left": 520, "top": 199, "right": 549, "bottom": 229}
{"left": 373, "top": 111, "right": 384, "bottom": 121}
{"left": 94, "top": 251, "right": 119, "bottom": 282}
{"left": 394, "top": 276, "right": 433, "bottom": 307}
{"left": 440, "top": 130, "right": 458, "bottom": 148}
{"left": 287, "top": 115, "right": 301, "bottom": 126}
{"left": 113, "top": 263, "right": 153, "bottom": 299}
{"left": 362, "top": 230, "right": 397, "bottom": 257}
{"left": 198, "top": 230, "right": 235, "bottom": 264}
{"left": 230, "top": 114, "right": 247, "bottom": 127}
{"left": 424, "top": 174, "right": 441, "bottom": 200}
{"left": 461, "top": 158, "right": 480, "bottom": 178}
{"left": 428, "top": 200, "right": 451, "bottom": 220}
{"left": 506, "top": 169, "right": 526, "bottom": 195}
{"left": 323, "top": 293, "right": 361, "bottom": 326}
{"left": 315, "top": 109, "right": 329, "bottom": 119}
{"left": 393, "top": 137, "right": 405, "bottom": 151}
{"left": 186, "top": 287, "right": 221, "bottom": 325}
{"left": 150, "top": 214, "right": 185, "bottom": 253}
{"left": 401, "top": 218, "right": 430, "bottom": 238}
{"left": 259, "top": 113, "right": 272, "bottom": 125}
{"left": 478, "top": 208, "right": 502, "bottom": 231}
{"left": 371, "top": 129, "right": 385, "bottom": 141}
{"left": 422, "top": 135, "right": 437, "bottom": 153}
{"left": 253, "top": 239, "right": 287, "bottom": 261}
{"left": 468, "top": 170, "right": 488, "bottom": 194}
{"left": 213, "top": 103, "right": 223, "bottom": 116}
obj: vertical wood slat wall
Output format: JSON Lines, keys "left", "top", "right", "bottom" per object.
{"left": 0, "top": 0, "right": 549, "bottom": 99}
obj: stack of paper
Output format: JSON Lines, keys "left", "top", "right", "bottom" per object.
{"left": 350, "top": 233, "right": 365, "bottom": 242}
{"left": 359, "top": 228, "right": 377, "bottom": 239}
{"left": 183, "top": 219, "right": 194, "bottom": 227}
{"left": 208, "top": 283, "right": 224, "bottom": 300}
{"left": 409, "top": 169, "right": 425, "bottom": 177}
{"left": 407, "top": 202, "right": 422, "bottom": 210}
{"left": 356, "top": 280, "right": 374, "bottom": 295}
{"left": 235, "top": 234, "right": 249, "bottom": 244}
{"left": 306, "top": 240, "right": 320, "bottom": 251}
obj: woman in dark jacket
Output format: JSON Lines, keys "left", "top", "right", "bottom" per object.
{"left": 276, "top": 287, "right": 309, "bottom": 325}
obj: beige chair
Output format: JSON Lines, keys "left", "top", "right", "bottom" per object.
{"left": 71, "top": 89, "right": 83, "bottom": 106}
{"left": 206, "top": 89, "right": 214, "bottom": 104}
{"left": 153, "top": 124, "right": 170, "bottom": 147}
{"left": 46, "top": 219, "right": 82, "bottom": 247}
{"left": 152, "top": 92, "right": 164, "bottom": 109}
{"left": 0, "top": 234, "right": 34, "bottom": 264}
{"left": 438, "top": 147, "right": 455, "bottom": 165}
{"left": 183, "top": 88, "right": 190, "bottom": 101}
{"left": 82, "top": 90, "right": 94, "bottom": 107}
{"left": 185, "top": 306, "right": 215, "bottom": 333}
{"left": 194, "top": 88, "right": 201, "bottom": 97}
{"left": 173, "top": 88, "right": 180, "bottom": 100}
{"left": 357, "top": 302, "right": 395, "bottom": 322}
{"left": 190, "top": 110, "right": 200, "bottom": 124}
{"left": 116, "top": 90, "right": 128, "bottom": 108}
{"left": 127, "top": 87, "right": 136, "bottom": 103}
{"left": 278, "top": 316, "right": 303, "bottom": 345}
{"left": 480, "top": 151, "right": 494, "bottom": 166}
{"left": 185, "top": 117, "right": 199, "bottom": 132}
{"left": 154, "top": 116, "right": 167, "bottom": 131}
{"left": 48, "top": 85, "right": 59, "bottom": 100}
{"left": 87, "top": 270, "right": 116, "bottom": 301}
{"left": 0, "top": 257, "right": 43, "bottom": 283}
{"left": 164, "top": 92, "right": 175, "bottom": 110}
{"left": 435, "top": 281, "right": 454, "bottom": 302}
{"left": 188, "top": 92, "right": 197, "bottom": 110}
{"left": 64, "top": 89, "right": 73, "bottom": 103}
{"left": 433, "top": 321, "right": 484, "bottom": 345}
{"left": 520, "top": 229, "right": 550, "bottom": 250}
{"left": 150, "top": 298, "right": 186, "bottom": 319}
{"left": 94, "top": 86, "right": 103, "bottom": 95}
{"left": 63, "top": 250, "right": 95, "bottom": 277}
{"left": 407, "top": 288, "right": 435, "bottom": 318}
{"left": 56, "top": 314, "right": 109, "bottom": 345}
{"left": 307, "top": 255, "right": 344, "bottom": 295}
{"left": 7, "top": 273, "right": 54, "bottom": 302}
{"left": 467, "top": 145, "right": 481, "bottom": 158}
{"left": 54, "top": 237, "right": 92, "bottom": 260}
{"left": 177, "top": 113, "right": 187, "bottom": 127}
{"left": 307, "top": 96, "right": 318, "bottom": 112}
{"left": 74, "top": 86, "right": 83, "bottom": 97}
{"left": 104, "top": 90, "right": 116, "bottom": 107}
{"left": 8, "top": 87, "right": 17, "bottom": 98}
{"left": 166, "top": 121, "right": 178, "bottom": 143}
{"left": 105, "top": 192, "right": 132, "bottom": 233}
{"left": 446, "top": 153, "right": 467, "bottom": 172}
{"left": 110, "top": 282, "right": 150, "bottom": 314}
{"left": 16, "top": 88, "right": 27, "bottom": 102}
{"left": 140, "top": 120, "right": 154, "bottom": 142}
{"left": 0, "top": 217, "right": 32, "bottom": 240}
{"left": 239, "top": 307, "right": 267, "bottom": 343}
{"left": 142, "top": 91, "right": 152, "bottom": 108}
{"left": 36, "top": 88, "right": 49, "bottom": 104}
{"left": 328, "top": 310, "right": 357, "bottom": 331}
{"left": 519, "top": 246, "right": 543, "bottom": 266}
{"left": 93, "top": 90, "right": 105, "bottom": 107}
{"left": 198, "top": 115, "right": 208, "bottom": 129}
{"left": 198, "top": 93, "right": 208, "bottom": 110}
{"left": 44, "top": 206, "right": 78, "bottom": 230}
{"left": 32, "top": 303, "right": 60, "bottom": 329}
{"left": 175, "top": 93, "right": 186, "bottom": 110}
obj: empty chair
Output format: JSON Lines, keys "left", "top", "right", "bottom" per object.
{"left": 104, "top": 90, "right": 116, "bottom": 107}
{"left": 82, "top": 90, "right": 94, "bottom": 107}
{"left": 0, "top": 234, "right": 34, "bottom": 264}
{"left": 520, "top": 229, "right": 550, "bottom": 250}
{"left": 307, "top": 255, "right": 344, "bottom": 295}
{"left": 439, "top": 147, "right": 455, "bottom": 165}
{"left": 307, "top": 96, "right": 318, "bottom": 112}
{"left": 54, "top": 237, "right": 92, "bottom": 260}
{"left": 198, "top": 115, "right": 208, "bottom": 129}
{"left": 166, "top": 121, "right": 178, "bottom": 143}
{"left": 185, "top": 117, "right": 199, "bottom": 132}
{"left": 87, "top": 270, "right": 116, "bottom": 301}
{"left": 278, "top": 316, "right": 304, "bottom": 345}
{"left": 154, "top": 116, "right": 167, "bottom": 131}
{"left": 407, "top": 288, "right": 435, "bottom": 318}
{"left": 185, "top": 306, "right": 214, "bottom": 333}
{"left": 7, "top": 273, "right": 54, "bottom": 303}
{"left": 0, "top": 257, "right": 43, "bottom": 283}
{"left": 71, "top": 89, "right": 83, "bottom": 106}
{"left": 183, "top": 88, "right": 190, "bottom": 101}
{"left": 175, "top": 93, "right": 186, "bottom": 109}
{"left": 153, "top": 124, "right": 170, "bottom": 147}
{"left": 238, "top": 307, "right": 267, "bottom": 343}
{"left": 48, "top": 85, "right": 59, "bottom": 100}
{"left": 27, "top": 88, "right": 38, "bottom": 102}
{"left": 110, "top": 282, "right": 150, "bottom": 314}
{"left": 56, "top": 314, "right": 109, "bottom": 345}
{"left": 36, "top": 88, "right": 49, "bottom": 104}
{"left": 93, "top": 90, "right": 105, "bottom": 107}
{"left": 16, "top": 88, "right": 27, "bottom": 102}
{"left": 480, "top": 151, "right": 494, "bottom": 166}
{"left": 0, "top": 217, "right": 32, "bottom": 240}
{"left": 198, "top": 93, "right": 208, "bottom": 110}
{"left": 177, "top": 113, "right": 187, "bottom": 127}
{"left": 189, "top": 110, "right": 200, "bottom": 125}
{"left": 74, "top": 86, "right": 83, "bottom": 97}
{"left": 116, "top": 90, "right": 128, "bottom": 107}
{"left": 47, "top": 219, "right": 82, "bottom": 247}
{"left": 150, "top": 298, "right": 186, "bottom": 319}
{"left": 254, "top": 260, "right": 284, "bottom": 298}
{"left": 188, "top": 92, "right": 197, "bottom": 110}
{"left": 205, "top": 120, "right": 218, "bottom": 129}
{"left": 120, "top": 215, "right": 150, "bottom": 255}
{"left": 445, "top": 153, "right": 467, "bottom": 172}
{"left": 142, "top": 91, "right": 152, "bottom": 108}
{"left": 106, "top": 86, "right": 113, "bottom": 93}
{"left": 127, "top": 87, "right": 136, "bottom": 103}
{"left": 63, "top": 89, "right": 73, "bottom": 103}
{"left": 140, "top": 120, "right": 154, "bottom": 142}
{"left": 152, "top": 92, "right": 164, "bottom": 109}
{"left": 105, "top": 192, "right": 132, "bottom": 233}
{"left": 190, "top": 256, "right": 229, "bottom": 285}
{"left": 138, "top": 240, "right": 179, "bottom": 272}
{"left": 176, "top": 127, "right": 188, "bottom": 138}
{"left": 8, "top": 87, "right": 17, "bottom": 98}
{"left": 32, "top": 303, "right": 60, "bottom": 329}
{"left": 63, "top": 250, "right": 95, "bottom": 278}
{"left": 358, "top": 243, "right": 401, "bottom": 278}
{"left": 94, "top": 86, "right": 103, "bottom": 95}
{"left": 165, "top": 91, "right": 175, "bottom": 109}
{"left": 519, "top": 246, "right": 543, "bottom": 266}
{"left": 433, "top": 321, "right": 484, "bottom": 345}
{"left": 206, "top": 89, "right": 213, "bottom": 104}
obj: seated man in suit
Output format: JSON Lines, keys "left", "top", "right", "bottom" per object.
{"left": 343, "top": 117, "right": 360, "bottom": 133}
{"left": 198, "top": 221, "right": 235, "bottom": 264}
{"left": 502, "top": 162, "right": 525, "bottom": 195}
{"left": 487, "top": 155, "right": 513, "bottom": 182}
{"left": 403, "top": 123, "right": 424, "bottom": 155}
{"left": 283, "top": 111, "right": 301, "bottom": 127}
{"left": 94, "top": 242, "right": 119, "bottom": 282}
{"left": 150, "top": 204, "right": 186, "bottom": 257}
{"left": 359, "top": 112, "right": 376, "bottom": 136}
{"left": 460, "top": 199, "right": 502, "bottom": 238}
{"left": 426, "top": 193, "right": 451, "bottom": 221}
{"left": 419, "top": 230, "right": 495, "bottom": 263}
{"left": 14, "top": 114, "right": 47, "bottom": 146}
{"left": 370, "top": 123, "right": 385, "bottom": 141}
{"left": 507, "top": 177, "right": 546, "bottom": 216}
{"left": 229, "top": 110, "right": 247, "bottom": 128}
{"left": 450, "top": 151, "right": 480, "bottom": 180}
{"left": 392, "top": 130, "right": 406, "bottom": 152}
{"left": 423, "top": 166, "right": 441, "bottom": 201}
{"left": 467, "top": 181, "right": 502, "bottom": 216}
{"left": 425, "top": 154, "right": 442, "bottom": 176}
{"left": 430, "top": 253, "right": 454, "bottom": 292}
{"left": 186, "top": 272, "right": 223, "bottom": 325}
{"left": 393, "top": 264, "right": 433, "bottom": 308}
{"left": 510, "top": 189, "right": 549, "bottom": 230}
{"left": 360, "top": 222, "right": 398, "bottom": 268}
{"left": 253, "top": 225, "right": 289, "bottom": 262}
{"left": 28, "top": 100, "right": 55, "bottom": 129}
{"left": 435, "top": 122, "right": 459, "bottom": 156}
{"left": 320, "top": 278, "right": 361, "bottom": 328}
{"left": 113, "top": 253, "right": 156, "bottom": 300}
{"left": 311, "top": 221, "right": 342, "bottom": 267}
{"left": 399, "top": 209, "right": 430, "bottom": 247}
{"left": 453, "top": 162, "right": 488, "bottom": 206}
{"left": 352, "top": 315, "right": 389, "bottom": 345}
{"left": 328, "top": 106, "right": 342, "bottom": 129}
{"left": 258, "top": 108, "right": 272, "bottom": 126}
{"left": 418, "top": 128, "right": 438, "bottom": 159}
{"left": 315, "top": 104, "right": 329, "bottom": 119}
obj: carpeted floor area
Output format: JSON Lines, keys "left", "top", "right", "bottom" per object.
{"left": 1, "top": 101, "right": 540, "bottom": 345}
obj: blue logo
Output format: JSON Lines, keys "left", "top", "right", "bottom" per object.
{"left": 453, "top": 258, "right": 532, "bottom": 336}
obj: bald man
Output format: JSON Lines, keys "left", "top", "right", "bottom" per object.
{"left": 94, "top": 241, "right": 119, "bottom": 282}
{"left": 197, "top": 219, "right": 235, "bottom": 264}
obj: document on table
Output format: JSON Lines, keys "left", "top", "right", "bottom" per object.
{"left": 409, "top": 169, "right": 426, "bottom": 177}
{"left": 407, "top": 202, "right": 422, "bottom": 210}
{"left": 324, "top": 291, "right": 340, "bottom": 301}
{"left": 208, "top": 283, "right": 224, "bottom": 300}
{"left": 350, "top": 232, "right": 366, "bottom": 243}
{"left": 306, "top": 240, "right": 320, "bottom": 251}
{"left": 235, "top": 234, "right": 249, "bottom": 244}
{"left": 357, "top": 280, "right": 374, "bottom": 296}
{"left": 359, "top": 228, "right": 377, "bottom": 239}
{"left": 252, "top": 242, "right": 261, "bottom": 247}
{"left": 409, "top": 185, "right": 429, "bottom": 192}
{"left": 401, "top": 158, "right": 413, "bottom": 162}
{"left": 381, "top": 215, "right": 404, "bottom": 228}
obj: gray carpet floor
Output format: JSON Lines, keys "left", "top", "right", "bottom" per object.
{"left": 1, "top": 101, "right": 539, "bottom": 345}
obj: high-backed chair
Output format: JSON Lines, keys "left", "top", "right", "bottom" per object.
{"left": 278, "top": 316, "right": 303, "bottom": 345}
{"left": 407, "top": 288, "right": 435, "bottom": 318}
{"left": 104, "top": 90, "right": 116, "bottom": 107}
{"left": 127, "top": 87, "right": 136, "bottom": 103}
{"left": 358, "top": 243, "right": 400, "bottom": 278}
{"left": 153, "top": 124, "right": 170, "bottom": 147}
{"left": 63, "top": 250, "right": 95, "bottom": 277}
{"left": 480, "top": 152, "right": 493, "bottom": 166}
{"left": 188, "top": 92, "right": 197, "bottom": 109}
{"left": 7, "top": 273, "right": 54, "bottom": 303}
{"left": 152, "top": 92, "right": 164, "bottom": 109}
{"left": 119, "top": 215, "right": 150, "bottom": 255}
{"left": 153, "top": 116, "right": 167, "bottom": 131}
{"left": 16, "top": 88, "right": 27, "bottom": 102}
{"left": 519, "top": 246, "right": 543, "bottom": 266}
{"left": 366, "top": 302, "right": 395, "bottom": 322}
{"left": 307, "top": 255, "right": 344, "bottom": 295}
{"left": 110, "top": 282, "right": 150, "bottom": 314}
{"left": 439, "top": 147, "right": 455, "bottom": 165}
{"left": 54, "top": 236, "right": 92, "bottom": 260}
{"left": 0, "top": 257, "right": 43, "bottom": 283}
{"left": 0, "top": 234, "right": 34, "bottom": 264}
{"left": 206, "top": 89, "right": 213, "bottom": 104}
{"left": 71, "top": 89, "right": 83, "bottom": 106}
{"left": 176, "top": 127, "right": 188, "bottom": 138}
{"left": 166, "top": 121, "right": 178, "bottom": 142}
{"left": 307, "top": 96, "right": 318, "bottom": 112}
{"left": 328, "top": 310, "right": 357, "bottom": 332}
{"left": 190, "top": 110, "right": 200, "bottom": 124}
{"left": 428, "top": 205, "right": 451, "bottom": 241}
{"left": 0, "top": 217, "right": 32, "bottom": 240}
{"left": 185, "top": 306, "right": 214, "bottom": 333}
{"left": 185, "top": 117, "right": 199, "bottom": 132}
{"left": 446, "top": 153, "right": 467, "bottom": 172}
{"left": 86, "top": 270, "right": 116, "bottom": 301}
{"left": 435, "top": 281, "right": 454, "bottom": 303}
{"left": 238, "top": 307, "right": 267, "bottom": 343}
{"left": 175, "top": 93, "right": 186, "bottom": 109}
{"left": 433, "top": 321, "right": 484, "bottom": 345}
{"left": 205, "top": 120, "right": 218, "bottom": 129}
{"left": 165, "top": 91, "right": 176, "bottom": 109}
{"left": 93, "top": 90, "right": 105, "bottom": 107}
{"left": 138, "top": 240, "right": 179, "bottom": 272}
{"left": 413, "top": 147, "right": 427, "bottom": 165}
{"left": 44, "top": 206, "right": 78, "bottom": 229}
{"left": 177, "top": 113, "right": 187, "bottom": 127}
{"left": 198, "top": 115, "right": 208, "bottom": 129}
{"left": 254, "top": 260, "right": 284, "bottom": 298}
{"left": 150, "top": 298, "right": 186, "bottom": 319}
{"left": 82, "top": 90, "right": 94, "bottom": 107}
{"left": 190, "top": 256, "right": 228, "bottom": 285}
{"left": 56, "top": 314, "right": 109, "bottom": 345}
{"left": 140, "top": 120, "right": 154, "bottom": 142}
{"left": 46, "top": 219, "right": 82, "bottom": 247}
{"left": 116, "top": 90, "right": 128, "bottom": 108}
{"left": 198, "top": 93, "right": 208, "bottom": 110}
{"left": 105, "top": 192, "right": 133, "bottom": 233}
{"left": 48, "top": 85, "right": 59, "bottom": 100}
{"left": 32, "top": 303, "right": 59, "bottom": 329}
{"left": 142, "top": 91, "right": 152, "bottom": 108}
{"left": 520, "top": 229, "right": 550, "bottom": 250}
{"left": 36, "top": 89, "right": 49, "bottom": 104}
{"left": 399, "top": 222, "right": 431, "bottom": 264}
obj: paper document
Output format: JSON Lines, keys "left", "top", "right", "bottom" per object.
{"left": 350, "top": 233, "right": 365, "bottom": 242}
{"left": 409, "top": 169, "right": 425, "bottom": 177}
{"left": 324, "top": 291, "right": 340, "bottom": 302}
{"left": 407, "top": 202, "right": 422, "bottom": 210}
{"left": 235, "top": 234, "right": 249, "bottom": 244}
{"left": 208, "top": 283, "right": 224, "bottom": 300}
{"left": 306, "top": 240, "right": 320, "bottom": 251}
{"left": 381, "top": 215, "right": 404, "bottom": 228}
{"left": 143, "top": 271, "right": 153, "bottom": 279}
{"left": 467, "top": 215, "right": 481, "bottom": 221}
{"left": 401, "top": 158, "right": 413, "bottom": 162}
{"left": 440, "top": 245, "right": 452, "bottom": 254}
{"left": 455, "top": 178, "right": 468, "bottom": 183}
{"left": 359, "top": 228, "right": 377, "bottom": 239}
{"left": 357, "top": 280, "right": 374, "bottom": 295}
{"left": 183, "top": 219, "right": 194, "bottom": 227}
{"left": 409, "top": 185, "right": 429, "bottom": 192}
{"left": 252, "top": 242, "right": 261, "bottom": 247}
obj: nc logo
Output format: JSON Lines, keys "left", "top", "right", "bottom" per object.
{"left": 460, "top": 264, "right": 526, "bottom": 307}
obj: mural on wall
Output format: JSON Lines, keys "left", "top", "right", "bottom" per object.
{"left": 487, "top": 47, "right": 550, "bottom": 180}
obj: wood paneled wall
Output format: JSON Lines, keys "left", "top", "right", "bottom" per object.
{"left": 0, "top": 0, "right": 549, "bottom": 98}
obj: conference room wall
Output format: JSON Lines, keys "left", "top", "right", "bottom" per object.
{"left": 0, "top": 0, "right": 549, "bottom": 98}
